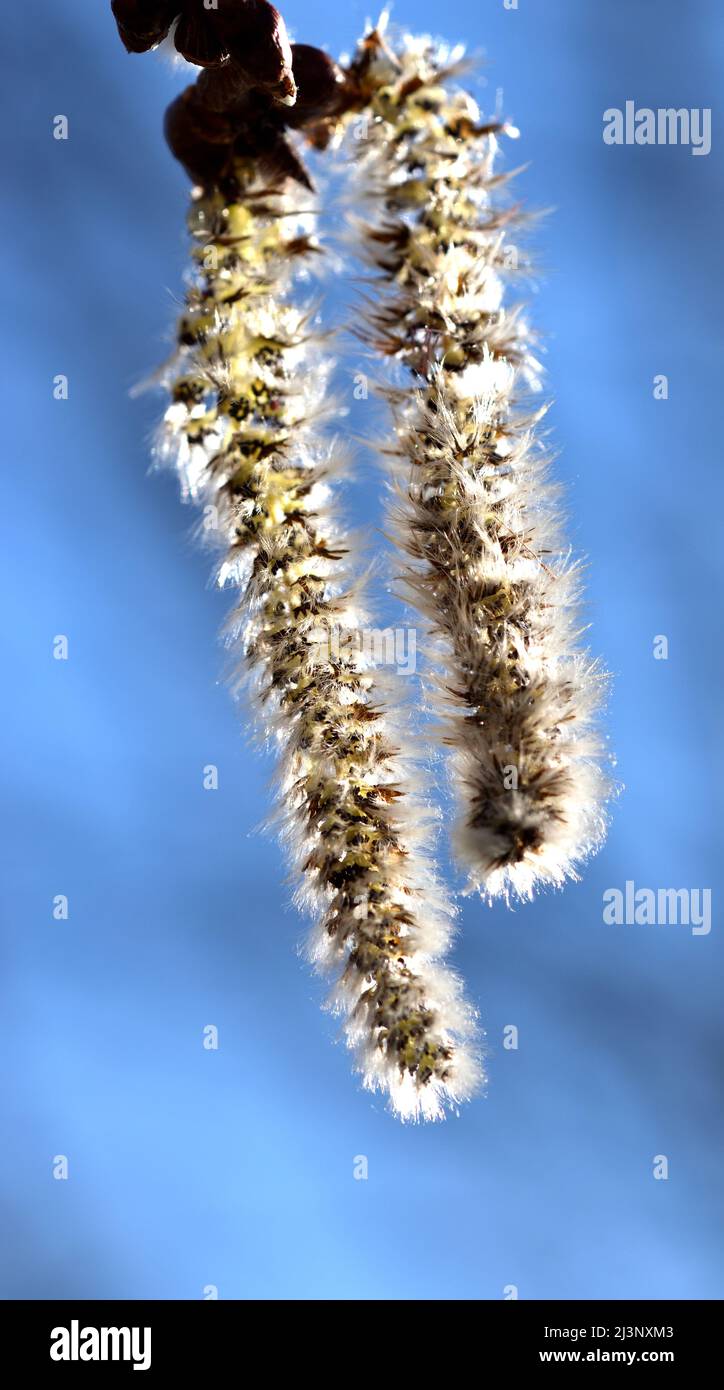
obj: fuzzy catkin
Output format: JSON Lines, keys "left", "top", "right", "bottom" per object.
{"left": 159, "top": 156, "right": 481, "bottom": 1119}
{"left": 344, "top": 28, "right": 610, "bottom": 901}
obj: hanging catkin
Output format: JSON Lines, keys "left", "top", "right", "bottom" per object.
{"left": 158, "top": 142, "right": 481, "bottom": 1118}
{"left": 344, "top": 24, "right": 610, "bottom": 901}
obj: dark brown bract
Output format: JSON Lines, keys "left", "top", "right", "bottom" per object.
{"left": 164, "top": 45, "right": 345, "bottom": 189}
{"left": 111, "top": 0, "right": 296, "bottom": 104}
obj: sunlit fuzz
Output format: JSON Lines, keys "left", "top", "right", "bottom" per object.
{"left": 343, "top": 24, "right": 611, "bottom": 902}
{"left": 157, "top": 155, "right": 482, "bottom": 1118}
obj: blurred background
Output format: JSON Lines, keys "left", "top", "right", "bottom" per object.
{"left": 1, "top": 0, "right": 723, "bottom": 1299}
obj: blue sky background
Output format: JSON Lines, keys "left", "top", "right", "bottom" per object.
{"left": 1, "top": 0, "right": 723, "bottom": 1299}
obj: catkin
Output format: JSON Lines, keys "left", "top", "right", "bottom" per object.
{"left": 159, "top": 155, "right": 481, "bottom": 1118}
{"left": 344, "top": 26, "right": 610, "bottom": 901}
